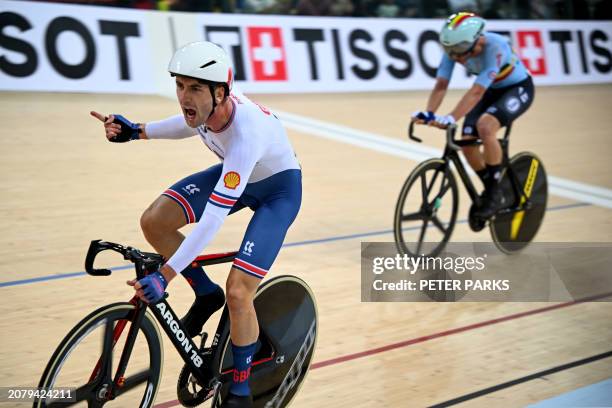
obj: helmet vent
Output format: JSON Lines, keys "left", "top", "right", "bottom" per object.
{"left": 200, "top": 60, "right": 217, "bottom": 69}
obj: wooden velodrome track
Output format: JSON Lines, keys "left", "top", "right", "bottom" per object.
{"left": 1, "top": 84, "right": 611, "bottom": 407}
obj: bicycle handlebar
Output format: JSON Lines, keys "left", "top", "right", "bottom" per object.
{"left": 407, "top": 121, "right": 422, "bottom": 143}
{"left": 408, "top": 120, "right": 461, "bottom": 151}
{"left": 85, "top": 239, "right": 163, "bottom": 278}
{"left": 85, "top": 239, "right": 239, "bottom": 278}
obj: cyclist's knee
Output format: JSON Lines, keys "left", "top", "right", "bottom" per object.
{"left": 226, "top": 283, "right": 253, "bottom": 312}
{"left": 140, "top": 196, "right": 185, "bottom": 237}
{"left": 226, "top": 270, "right": 258, "bottom": 311}
{"left": 476, "top": 115, "right": 500, "bottom": 138}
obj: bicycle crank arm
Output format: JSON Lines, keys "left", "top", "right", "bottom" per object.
{"left": 496, "top": 203, "right": 529, "bottom": 216}
{"left": 210, "top": 380, "right": 223, "bottom": 407}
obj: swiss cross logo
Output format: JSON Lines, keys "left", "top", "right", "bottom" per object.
{"left": 247, "top": 27, "right": 287, "bottom": 81}
{"left": 516, "top": 31, "right": 547, "bottom": 75}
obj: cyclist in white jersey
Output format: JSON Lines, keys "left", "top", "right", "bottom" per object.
{"left": 91, "top": 41, "right": 301, "bottom": 408}
{"left": 413, "top": 12, "right": 534, "bottom": 219}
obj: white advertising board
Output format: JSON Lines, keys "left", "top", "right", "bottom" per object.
{"left": 1, "top": 1, "right": 610, "bottom": 94}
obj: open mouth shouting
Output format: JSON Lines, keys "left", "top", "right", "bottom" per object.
{"left": 184, "top": 107, "right": 197, "bottom": 122}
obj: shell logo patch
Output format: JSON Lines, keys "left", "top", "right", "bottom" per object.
{"left": 223, "top": 171, "right": 241, "bottom": 189}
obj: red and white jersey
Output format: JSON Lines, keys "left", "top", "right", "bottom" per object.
{"left": 145, "top": 89, "right": 300, "bottom": 273}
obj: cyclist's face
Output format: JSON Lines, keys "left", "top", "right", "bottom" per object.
{"left": 451, "top": 51, "right": 472, "bottom": 64}
{"left": 449, "top": 37, "right": 484, "bottom": 63}
{"left": 175, "top": 75, "right": 213, "bottom": 127}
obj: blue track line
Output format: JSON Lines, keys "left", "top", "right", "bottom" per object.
{"left": 0, "top": 202, "right": 591, "bottom": 288}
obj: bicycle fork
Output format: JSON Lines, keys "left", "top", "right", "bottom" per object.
{"left": 88, "top": 295, "right": 148, "bottom": 401}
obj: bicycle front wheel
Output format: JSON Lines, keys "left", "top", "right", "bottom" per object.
{"left": 34, "top": 302, "right": 163, "bottom": 408}
{"left": 394, "top": 158, "right": 459, "bottom": 257}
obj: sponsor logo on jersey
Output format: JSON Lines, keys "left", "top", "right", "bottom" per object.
{"left": 505, "top": 97, "right": 521, "bottom": 113}
{"left": 182, "top": 183, "right": 200, "bottom": 195}
{"left": 243, "top": 241, "right": 255, "bottom": 256}
{"left": 224, "top": 171, "right": 241, "bottom": 189}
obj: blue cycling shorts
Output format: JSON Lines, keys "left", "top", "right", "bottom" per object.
{"left": 162, "top": 164, "right": 302, "bottom": 279}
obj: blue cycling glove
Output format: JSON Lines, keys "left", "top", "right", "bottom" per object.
{"left": 412, "top": 110, "right": 435, "bottom": 124}
{"left": 139, "top": 271, "right": 168, "bottom": 303}
{"left": 109, "top": 114, "right": 141, "bottom": 143}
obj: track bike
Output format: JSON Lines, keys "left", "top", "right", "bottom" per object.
{"left": 393, "top": 121, "right": 547, "bottom": 257}
{"left": 35, "top": 240, "right": 317, "bottom": 407}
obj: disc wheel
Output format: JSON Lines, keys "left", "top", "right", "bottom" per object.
{"left": 394, "top": 158, "right": 459, "bottom": 257}
{"left": 217, "top": 275, "right": 318, "bottom": 408}
{"left": 490, "top": 152, "right": 548, "bottom": 253}
{"left": 34, "top": 302, "right": 163, "bottom": 408}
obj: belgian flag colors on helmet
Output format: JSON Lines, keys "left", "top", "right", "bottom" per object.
{"left": 439, "top": 12, "right": 486, "bottom": 52}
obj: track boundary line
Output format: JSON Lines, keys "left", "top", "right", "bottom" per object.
{"left": 276, "top": 109, "right": 612, "bottom": 208}
{"left": 428, "top": 350, "right": 612, "bottom": 407}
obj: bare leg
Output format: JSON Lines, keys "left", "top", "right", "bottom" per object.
{"left": 477, "top": 113, "right": 503, "bottom": 166}
{"left": 140, "top": 196, "right": 187, "bottom": 258}
{"left": 141, "top": 195, "right": 224, "bottom": 337}
{"left": 226, "top": 267, "right": 260, "bottom": 345}
{"left": 224, "top": 267, "right": 260, "bottom": 400}
{"left": 473, "top": 114, "right": 506, "bottom": 218}
{"left": 461, "top": 142, "right": 485, "bottom": 171}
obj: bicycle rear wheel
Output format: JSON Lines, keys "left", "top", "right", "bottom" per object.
{"left": 217, "top": 275, "right": 318, "bottom": 408}
{"left": 490, "top": 152, "right": 548, "bottom": 253}
{"left": 394, "top": 158, "right": 459, "bottom": 257}
{"left": 34, "top": 302, "right": 163, "bottom": 408}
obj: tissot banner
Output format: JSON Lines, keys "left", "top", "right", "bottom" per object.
{"left": 1, "top": 0, "right": 611, "bottom": 94}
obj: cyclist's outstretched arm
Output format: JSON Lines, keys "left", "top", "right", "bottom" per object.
{"left": 145, "top": 114, "right": 197, "bottom": 140}
{"left": 90, "top": 111, "right": 197, "bottom": 141}
{"left": 426, "top": 77, "right": 450, "bottom": 113}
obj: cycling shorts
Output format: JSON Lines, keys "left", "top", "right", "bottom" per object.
{"left": 462, "top": 76, "right": 535, "bottom": 137}
{"left": 162, "top": 164, "right": 302, "bottom": 279}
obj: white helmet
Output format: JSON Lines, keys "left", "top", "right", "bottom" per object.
{"left": 168, "top": 41, "right": 233, "bottom": 92}
{"left": 439, "top": 12, "right": 485, "bottom": 56}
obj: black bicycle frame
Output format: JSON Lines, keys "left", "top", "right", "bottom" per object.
{"left": 408, "top": 121, "right": 529, "bottom": 210}
{"left": 84, "top": 240, "right": 237, "bottom": 396}
{"left": 149, "top": 298, "right": 212, "bottom": 384}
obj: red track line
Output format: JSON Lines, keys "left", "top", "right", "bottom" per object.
{"left": 153, "top": 401, "right": 181, "bottom": 408}
{"left": 311, "top": 291, "right": 612, "bottom": 369}
{"left": 153, "top": 291, "right": 612, "bottom": 408}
